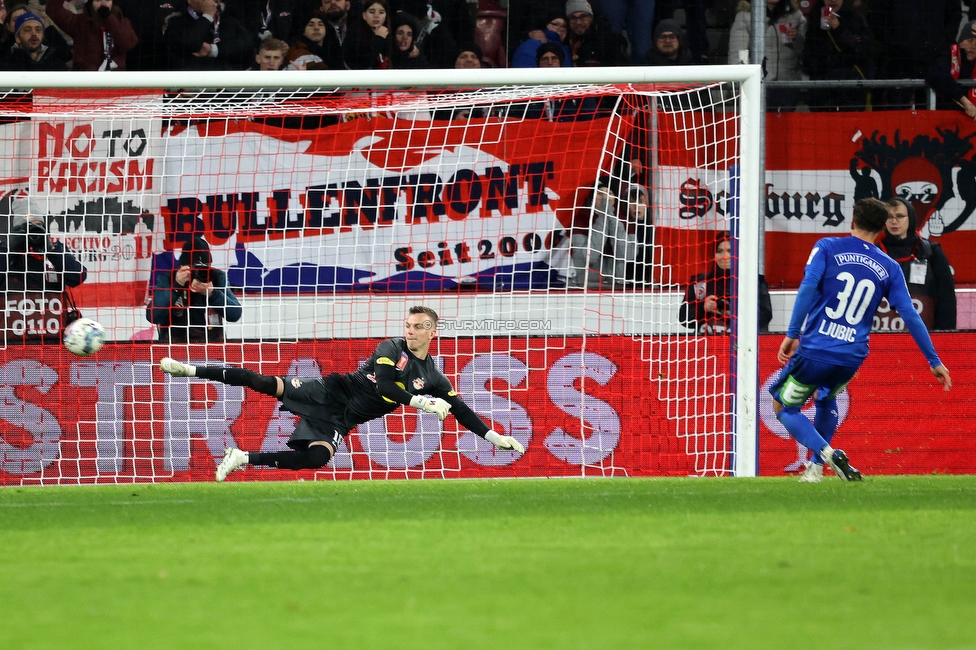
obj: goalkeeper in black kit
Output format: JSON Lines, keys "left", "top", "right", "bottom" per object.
{"left": 159, "top": 305, "right": 525, "bottom": 481}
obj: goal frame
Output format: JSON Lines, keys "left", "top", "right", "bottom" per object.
{"left": 2, "top": 65, "right": 763, "bottom": 478}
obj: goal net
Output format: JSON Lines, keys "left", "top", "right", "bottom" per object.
{"left": 0, "top": 67, "right": 761, "bottom": 485}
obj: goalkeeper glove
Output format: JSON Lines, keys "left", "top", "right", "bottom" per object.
{"left": 409, "top": 395, "right": 451, "bottom": 421}
{"left": 485, "top": 430, "right": 525, "bottom": 454}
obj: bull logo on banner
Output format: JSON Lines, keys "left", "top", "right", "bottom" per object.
{"left": 850, "top": 127, "right": 976, "bottom": 236}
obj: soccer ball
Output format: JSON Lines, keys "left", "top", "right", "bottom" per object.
{"left": 63, "top": 318, "right": 105, "bottom": 356}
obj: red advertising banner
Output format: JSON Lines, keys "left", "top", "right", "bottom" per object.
{"left": 2, "top": 333, "right": 972, "bottom": 485}
{"left": 15, "top": 98, "right": 976, "bottom": 300}
{"left": 655, "top": 110, "right": 976, "bottom": 288}
{"left": 763, "top": 110, "right": 976, "bottom": 287}
{"left": 0, "top": 337, "right": 728, "bottom": 485}
{"left": 758, "top": 332, "right": 976, "bottom": 476}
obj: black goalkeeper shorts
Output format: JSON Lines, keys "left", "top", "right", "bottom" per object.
{"left": 280, "top": 374, "right": 351, "bottom": 450}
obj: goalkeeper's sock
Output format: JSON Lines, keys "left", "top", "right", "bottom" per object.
{"left": 195, "top": 366, "right": 279, "bottom": 396}
{"left": 248, "top": 446, "right": 332, "bottom": 470}
{"left": 776, "top": 407, "right": 828, "bottom": 455}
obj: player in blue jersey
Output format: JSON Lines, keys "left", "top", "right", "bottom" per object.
{"left": 159, "top": 305, "right": 525, "bottom": 481}
{"left": 770, "top": 198, "right": 952, "bottom": 482}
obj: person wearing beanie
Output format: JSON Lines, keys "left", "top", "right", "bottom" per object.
{"left": 308, "top": 0, "right": 350, "bottom": 71}
{"left": 44, "top": 0, "right": 138, "bottom": 71}
{"left": 565, "top": 0, "right": 627, "bottom": 66}
{"left": 535, "top": 41, "right": 565, "bottom": 67}
{"left": 645, "top": 18, "right": 693, "bottom": 65}
{"left": 511, "top": 14, "right": 571, "bottom": 68}
{"left": 147, "top": 237, "right": 242, "bottom": 344}
{"left": 2, "top": 10, "right": 68, "bottom": 70}
{"left": 454, "top": 41, "right": 482, "bottom": 68}
{"left": 877, "top": 198, "right": 956, "bottom": 331}
{"left": 0, "top": 3, "right": 72, "bottom": 68}
{"left": 926, "top": 19, "right": 976, "bottom": 119}
{"left": 565, "top": 0, "right": 592, "bottom": 17}
{"left": 286, "top": 11, "right": 329, "bottom": 70}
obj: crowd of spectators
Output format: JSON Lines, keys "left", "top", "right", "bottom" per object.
{"left": 1, "top": 1, "right": 971, "bottom": 113}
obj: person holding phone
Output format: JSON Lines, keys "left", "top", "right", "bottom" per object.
{"left": 147, "top": 237, "right": 242, "bottom": 343}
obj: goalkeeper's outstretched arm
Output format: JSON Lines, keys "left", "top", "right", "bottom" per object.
{"left": 441, "top": 393, "right": 526, "bottom": 454}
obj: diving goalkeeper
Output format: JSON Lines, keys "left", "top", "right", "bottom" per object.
{"left": 159, "top": 305, "right": 525, "bottom": 481}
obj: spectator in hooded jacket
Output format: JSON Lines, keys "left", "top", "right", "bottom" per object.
{"left": 728, "top": 0, "right": 807, "bottom": 111}
{"left": 875, "top": 197, "right": 956, "bottom": 331}
{"left": 803, "top": 0, "right": 874, "bottom": 111}
{"left": 394, "top": 0, "right": 473, "bottom": 69}
{"left": 45, "top": 0, "right": 138, "bottom": 71}
{"left": 645, "top": 18, "right": 693, "bottom": 66}
{"left": 678, "top": 235, "right": 773, "bottom": 334}
{"left": 390, "top": 10, "right": 429, "bottom": 68}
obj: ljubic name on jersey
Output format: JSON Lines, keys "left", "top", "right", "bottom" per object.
{"left": 816, "top": 319, "right": 857, "bottom": 342}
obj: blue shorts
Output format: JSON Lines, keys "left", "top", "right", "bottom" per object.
{"left": 768, "top": 354, "right": 859, "bottom": 411}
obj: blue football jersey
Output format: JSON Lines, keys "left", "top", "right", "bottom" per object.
{"left": 794, "top": 236, "right": 919, "bottom": 366}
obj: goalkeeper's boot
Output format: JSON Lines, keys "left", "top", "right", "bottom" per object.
{"left": 215, "top": 448, "right": 248, "bottom": 482}
{"left": 798, "top": 461, "right": 823, "bottom": 483}
{"left": 821, "top": 448, "right": 862, "bottom": 482}
{"left": 160, "top": 357, "right": 194, "bottom": 377}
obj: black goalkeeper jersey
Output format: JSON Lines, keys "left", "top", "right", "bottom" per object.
{"left": 333, "top": 338, "right": 490, "bottom": 436}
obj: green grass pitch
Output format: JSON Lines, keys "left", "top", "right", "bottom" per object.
{"left": 2, "top": 476, "right": 975, "bottom": 650}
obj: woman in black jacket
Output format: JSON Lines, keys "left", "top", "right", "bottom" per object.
{"left": 877, "top": 197, "right": 956, "bottom": 331}
{"left": 678, "top": 235, "right": 773, "bottom": 334}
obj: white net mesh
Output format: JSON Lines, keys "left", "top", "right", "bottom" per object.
{"left": 0, "top": 77, "right": 755, "bottom": 484}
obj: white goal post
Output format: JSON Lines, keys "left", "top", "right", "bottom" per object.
{"left": 0, "top": 65, "right": 762, "bottom": 484}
